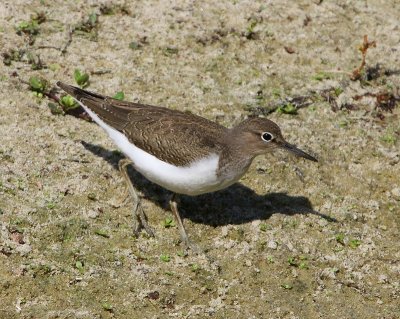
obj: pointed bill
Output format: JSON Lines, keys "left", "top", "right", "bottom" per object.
{"left": 281, "top": 142, "right": 318, "bottom": 162}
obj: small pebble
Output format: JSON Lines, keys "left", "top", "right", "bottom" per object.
{"left": 267, "top": 240, "right": 278, "bottom": 250}
{"left": 391, "top": 187, "right": 400, "bottom": 200}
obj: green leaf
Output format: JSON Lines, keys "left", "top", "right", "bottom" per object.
{"left": 335, "top": 233, "right": 345, "bottom": 245}
{"left": 102, "top": 302, "right": 113, "bottom": 311}
{"left": 88, "top": 13, "right": 98, "bottom": 26}
{"left": 259, "top": 223, "right": 270, "bottom": 232}
{"left": 288, "top": 257, "right": 298, "bottom": 267}
{"left": 16, "top": 20, "right": 39, "bottom": 35}
{"left": 29, "top": 76, "right": 47, "bottom": 92}
{"left": 349, "top": 239, "right": 361, "bottom": 249}
{"left": 75, "top": 260, "right": 84, "bottom": 273}
{"left": 190, "top": 263, "right": 200, "bottom": 272}
{"left": 129, "top": 41, "right": 141, "bottom": 50}
{"left": 113, "top": 91, "right": 125, "bottom": 100}
{"left": 281, "top": 283, "right": 293, "bottom": 290}
{"left": 160, "top": 254, "right": 171, "bottom": 262}
{"left": 277, "top": 103, "right": 297, "bottom": 115}
{"left": 95, "top": 229, "right": 110, "bottom": 238}
{"left": 162, "top": 217, "right": 176, "bottom": 228}
{"left": 74, "top": 69, "right": 90, "bottom": 88}
{"left": 60, "top": 95, "right": 78, "bottom": 110}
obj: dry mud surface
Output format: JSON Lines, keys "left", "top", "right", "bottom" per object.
{"left": 1, "top": 1, "right": 399, "bottom": 318}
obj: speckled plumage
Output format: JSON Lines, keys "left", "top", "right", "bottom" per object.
{"left": 58, "top": 82, "right": 226, "bottom": 167}
{"left": 57, "top": 82, "right": 316, "bottom": 196}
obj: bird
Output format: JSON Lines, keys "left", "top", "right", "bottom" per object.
{"left": 57, "top": 81, "right": 317, "bottom": 250}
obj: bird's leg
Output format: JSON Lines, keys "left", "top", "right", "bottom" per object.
{"left": 169, "top": 194, "right": 201, "bottom": 254}
{"left": 118, "top": 158, "right": 155, "bottom": 237}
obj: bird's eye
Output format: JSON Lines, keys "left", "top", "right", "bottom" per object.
{"left": 261, "top": 132, "right": 273, "bottom": 142}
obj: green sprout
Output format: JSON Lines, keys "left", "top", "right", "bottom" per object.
{"left": 160, "top": 254, "right": 171, "bottom": 262}
{"left": 312, "top": 72, "right": 332, "bottom": 81}
{"left": 60, "top": 95, "right": 78, "bottom": 111}
{"left": 75, "top": 260, "right": 84, "bottom": 273}
{"left": 335, "top": 233, "right": 345, "bottom": 245}
{"left": 102, "top": 302, "right": 113, "bottom": 312}
{"left": 190, "top": 263, "right": 200, "bottom": 272}
{"left": 29, "top": 76, "right": 47, "bottom": 97}
{"left": 29, "top": 76, "right": 48, "bottom": 99}
{"left": 163, "top": 47, "right": 179, "bottom": 56}
{"left": 277, "top": 103, "right": 297, "bottom": 115}
{"left": 162, "top": 217, "right": 176, "bottom": 228}
{"left": 349, "top": 239, "right": 361, "bottom": 249}
{"left": 95, "top": 229, "right": 110, "bottom": 238}
{"left": 259, "top": 223, "right": 269, "bottom": 232}
{"left": 381, "top": 131, "right": 397, "bottom": 145}
{"left": 16, "top": 20, "right": 39, "bottom": 36}
{"left": 74, "top": 69, "right": 90, "bottom": 88}
{"left": 281, "top": 283, "right": 293, "bottom": 290}
{"left": 129, "top": 41, "right": 142, "bottom": 50}
{"left": 288, "top": 257, "right": 298, "bottom": 267}
{"left": 113, "top": 91, "right": 125, "bottom": 101}
{"left": 87, "top": 193, "right": 97, "bottom": 201}
{"left": 245, "top": 20, "right": 258, "bottom": 40}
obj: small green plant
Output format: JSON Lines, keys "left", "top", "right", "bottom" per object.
{"left": 29, "top": 76, "right": 47, "bottom": 97}
{"left": 74, "top": 69, "right": 90, "bottom": 88}
{"left": 113, "top": 91, "right": 125, "bottom": 100}
{"left": 60, "top": 95, "right": 78, "bottom": 111}
{"left": 190, "top": 263, "right": 200, "bottom": 272}
{"left": 26, "top": 52, "right": 45, "bottom": 70}
{"left": 334, "top": 87, "right": 344, "bottom": 97}
{"left": 16, "top": 20, "right": 39, "bottom": 36}
{"left": 102, "top": 302, "right": 113, "bottom": 312}
{"left": 2, "top": 49, "right": 24, "bottom": 66}
{"left": 277, "top": 103, "right": 297, "bottom": 115}
{"left": 95, "top": 229, "right": 110, "bottom": 238}
{"left": 46, "top": 201, "right": 56, "bottom": 209}
{"left": 160, "top": 254, "right": 171, "bottom": 262}
{"left": 281, "top": 283, "right": 293, "bottom": 290}
{"left": 75, "top": 260, "right": 84, "bottom": 273}
{"left": 162, "top": 217, "right": 176, "bottom": 228}
{"left": 288, "top": 257, "right": 298, "bottom": 267}
{"left": 381, "top": 130, "right": 397, "bottom": 145}
{"left": 335, "top": 233, "right": 345, "bottom": 245}
{"left": 163, "top": 47, "right": 179, "bottom": 56}
{"left": 299, "top": 262, "right": 308, "bottom": 269}
{"left": 75, "top": 13, "right": 99, "bottom": 38}
{"left": 349, "top": 239, "right": 361, "bottom": 249}
{"left": 312, "top": 72, "right": 332, "bottom": 81}
{"left": 129, "top": 41, "right": 141, "bottom": 50}
{"left": 244, "top": 20, "right": 258, "bottom": 40}
{"left": 338, "top": 120, "right": 348, "bottom": 128}
{"left": 267, "top": 256, "right": 274, "bottom": 263}
{"left": 259, "top": 223, "right": 269, "bottom": 232}
{"left": 87, "top": 193, "right": 97, "bottom": 201}
{"left": 16, "top": 12, "right": 46, "bottom": 44}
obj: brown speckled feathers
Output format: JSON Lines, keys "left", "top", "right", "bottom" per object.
{"left": 57, "top": 82, "right": 227, "bottom": 166}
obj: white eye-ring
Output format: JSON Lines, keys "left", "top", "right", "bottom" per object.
{"left": 261, "top": 132, "right": 274, "bottom": 142}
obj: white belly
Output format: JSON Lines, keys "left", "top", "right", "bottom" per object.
{"left": 77, "top": 101, "right": 243, "bottom": 195}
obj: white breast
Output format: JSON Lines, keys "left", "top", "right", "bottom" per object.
{"left": 75, "top": 100, "right": 238, "bottom": 196}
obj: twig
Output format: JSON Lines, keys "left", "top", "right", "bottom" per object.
{"left": 350, "top": 35, "right": 376, "bottom": 81}
{"left": 61, "top": 25, "right": 74, "bottom": 55}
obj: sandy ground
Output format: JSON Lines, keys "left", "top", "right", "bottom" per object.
{"left": 1, "top": 0, "right": 399, "bottom": 318}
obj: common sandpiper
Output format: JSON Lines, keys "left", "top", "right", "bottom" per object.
{"left": 57, "top": 82, "right": 317, "bottom": 250}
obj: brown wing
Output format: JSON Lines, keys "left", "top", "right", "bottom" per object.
{"left": 57, "top": 82, "right": 227, "bottom": 166}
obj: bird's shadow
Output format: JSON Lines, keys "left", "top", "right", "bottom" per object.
{"left": 81, "top": 141, "right": 336, "bottom": 226}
